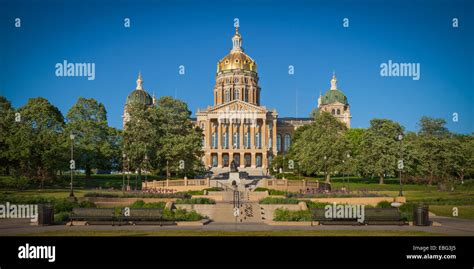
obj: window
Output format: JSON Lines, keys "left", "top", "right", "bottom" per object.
{"left": 256, "top": 155, "right": 262, "bottom": 167}
{"left": 233, "top": 132, "right": 239, "bottom": 149}
{"left": 245, "top": 89, "right": 249, "bottom": 102}
{"left": 212, "top": 132, "right": 217, "bottom": 149}
{"left": 277, "top": 134, "right": 281, "bottom": 152}
{"left": 212, "top": 155, "right": 218, "bottom": 167}
{"left": 284, "top": 134, "right": 291, "bottom": 152}
{"left": 337, "top": 109, "right": 341, "bottom": 115}
{"left": 222, "top": 132, "right": 228, "bottom": 149}
{"left": 234, "top": 89, "right": 239, "bottom": 100}
{"left": 255, "top": 125, "right": 261, "bottom": 149}
{"left": 225, "top": 90, "right": 230, "bottom": 102}
{"left": 332, "top": 109, "right": 336, "bottom": 115}
{"left": 244, "top": 131, "right": 250, "bottom": 148}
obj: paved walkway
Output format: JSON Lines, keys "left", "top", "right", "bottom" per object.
{"left": 1, "top": 215, "right": 473, "bottom": 236}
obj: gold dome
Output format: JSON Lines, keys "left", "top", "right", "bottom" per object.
{"left": 217, "top": 27, "right": 257, "bottom": 73}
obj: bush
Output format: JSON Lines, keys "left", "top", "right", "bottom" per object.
{"left": 172, "top": 209, "right": 203, "bottom": 221}
{"left": 253, "top": 188, "right": 288, "bottom": 196}
{"left": 54, "top": 199, "right": 77, "bottom": 214}
{"left": 129, "top": 200, "right": 165, "bottom": 209}
{"left": 54, "top": 212, "right": 70, "bottom": 223}
{"left": 174, "top": 198, "right": 215, "bottom": 204}
{"left": 377, "top": 201, "right": 392, "bottom": 208}
{"left": 273, "top": 209, "right": 312, "bottom": 221}
{"left": 259, "top": 197, "right": 300, "bottom": 204}
{"left": 79, "top": 200, "right": 96, "bottom": 208}
{"left": 305, "top": 201, "right": 331, "bottom": 209}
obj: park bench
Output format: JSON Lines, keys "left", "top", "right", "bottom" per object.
{"left": 364, "top": 208, "right": 407, "bottom": 225}
{"left": 120, "top": 208, "right": 175, "bottom": 226}
{"left": 310, "top": 208, "right": 361, "bottom": 225}
{"left": 70, "top": 208, "right": 116, "bottom": 226}
{"left": 310, "top": 208, "right": 407, "bottom": 225}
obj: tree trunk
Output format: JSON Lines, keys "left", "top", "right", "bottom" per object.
{"left": 136, "top": 168, "right": 141, "bottom": 191}
{"left": 325, "top": 173, "right": 331, "bottom": 184}
{"left": 86, "top": 165, "right": 91, "bottom": 178}
{"left": 428, "top": 171, "right": 433, "bottom": 185}
{"left": 379, "top": 173, "right": 384, "bottom": 184}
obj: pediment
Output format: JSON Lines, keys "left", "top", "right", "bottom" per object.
{"left": 206, "top": 100, "right": 268, "bottom": 114}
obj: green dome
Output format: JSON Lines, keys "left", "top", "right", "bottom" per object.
{"left": 126, "top": 89, "right": 153, "bottom": 106}
{"left": 321, "top": 89, "right": 348, "bottom": 106}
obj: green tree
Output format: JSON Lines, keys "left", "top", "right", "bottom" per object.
{"left": 413, "top": 117, "right": 451, "bottom": 185}
{"left": 358, "top": 119, "right": 404, "bottom": 184}
{"left": 0, "top": 96, "right": 15, "bottom": 175}
{"left": 8, "top": 97, "right": 66, "bottom": 188}
{"left": 123, "top": 103, "right": 157, "bottom": 189}
{"left": 289, "top": 112, "right": 349, "bottom": 183}
{"left": 65, "top": 97, "right": 112, "bottom": 177}
{"left": 154, "top": 96, "right": 203, "bottom": 177}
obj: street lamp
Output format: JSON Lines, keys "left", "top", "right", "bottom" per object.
{"left": 122, "top": 153, "right": 126, "bottom": 193}
{"left": 323, "top": 155, "right": 327, "bottom": 183}
{"left": 346, "top": 153, "right": 351, "bottom": 192}
{"left": 397, "top": 134, "right": 404, "bottom": 197}
{"left": 69, "top": 133, "right": 76, "bottom": 200}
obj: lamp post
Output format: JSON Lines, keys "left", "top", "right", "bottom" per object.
{"left": 69, "top": 133, "right": 76, "bottom": 200}
{"left": 346, "top": 153, "right": 351, "bottom": 192}
{"left": 397, "top": 134, "right": 404, "bottom": 197}
{"left": 122, "top": 153, "right": 126, "bottom": 193}
{"left": 323, "top": 155, "right": 327, "bottom": 183}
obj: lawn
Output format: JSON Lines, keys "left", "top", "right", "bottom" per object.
{"left": 17, "top": 230, "right": 442, "bottom": 237}
{"left": 429, "top": 205, "right": 474, "bottom": 220}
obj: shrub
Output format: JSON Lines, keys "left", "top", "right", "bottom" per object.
{"left": 79, "top": 200, "right": 96, "bottom": 208}
{"left": 377, "top": 201, "right": 392, "bottom": 208}
{"left": 130, "top": 200, "right": 146, "bottom": 208}
{"left": 172, "top": 209, "right": 203, "bottom": 221}
{"left": 174, "top": 198, "right": 215, "bottom": 204}
{"left": 129, "top": 200, "right": 165, "bottom": 209}
{"left": 54, "top": 212, "right": 70, "bottom": 223}
{"left": 273, "top": 209, "right": 312, "bottom": 221}
{"left": 305, "top": 201, "right": 331, "bottom": 209}
{"left": 253, "top": 188, "right": 288, "bottom": 196}
{"left": 259, "top": 197, "right": 300, "bottom": 204}
{"left": 54, "top": 199, "right": 77, "bottom": 214}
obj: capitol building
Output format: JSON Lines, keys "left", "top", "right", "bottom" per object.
{"left": 124, "top": 27, "right": 351, "bottom": 175}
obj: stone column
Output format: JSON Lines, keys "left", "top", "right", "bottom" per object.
{"left": 251, "top": 152, "right": 256, "bottom": 168}
{"left": 239, "top": 121, "right": 244, "bottom": 149}
{"left": 261, "top": 118, "right": 266, "bottom": 150}
{"left": 229, "top": 122, "right": 234, "bottom": 149}
{"left": 272, "top": 119, "right": 277, "bottom": 155}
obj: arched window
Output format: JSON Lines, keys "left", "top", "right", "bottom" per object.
{"left": 337, "top": 109, "right": 341, "bottom": 115}
{"left": 212, "top": 155, "right": 218, "bottom": 167}
{"left": 332, "top": 109, "right": 336, "bottom": 115}
{"left": 276, "top": 134, "right": 281, "bottom": 152}
{"left": 222, "top": 131, "right": 228, "bottom": 149}
{"left": 245, "top": 89, "right": 249, "bottom": 102}
{"left": 234, "top": 89, "right": 239, "bottom": 100}
{"left": 225, "top": 90, "right": 230, "bottom": 102}
{"left": 284, "top": 134, "right": 291, "bottom": 152}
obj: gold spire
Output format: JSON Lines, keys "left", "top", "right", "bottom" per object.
{"left": 136, "top": 71, "right": 143, "bottom": 90}
{"left": 330, "top": 71, "right": 337, "bottom": 90}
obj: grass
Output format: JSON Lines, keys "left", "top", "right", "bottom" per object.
{"left": 17, "top": 230, "right": 442, "bottom": 237}
{"left": 429, "top": 205, "right": 474, "bottom": 220}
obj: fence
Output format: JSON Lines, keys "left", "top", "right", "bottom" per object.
{"left": 142, "top": 178, "right": 211, "bottom": 192}
{"left": 260, "top": 178, "right": 329, "bottom": 192}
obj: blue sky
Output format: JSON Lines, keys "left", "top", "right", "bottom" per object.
{"left": 1, "top": 0, "right": 473, "bottom": 133}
